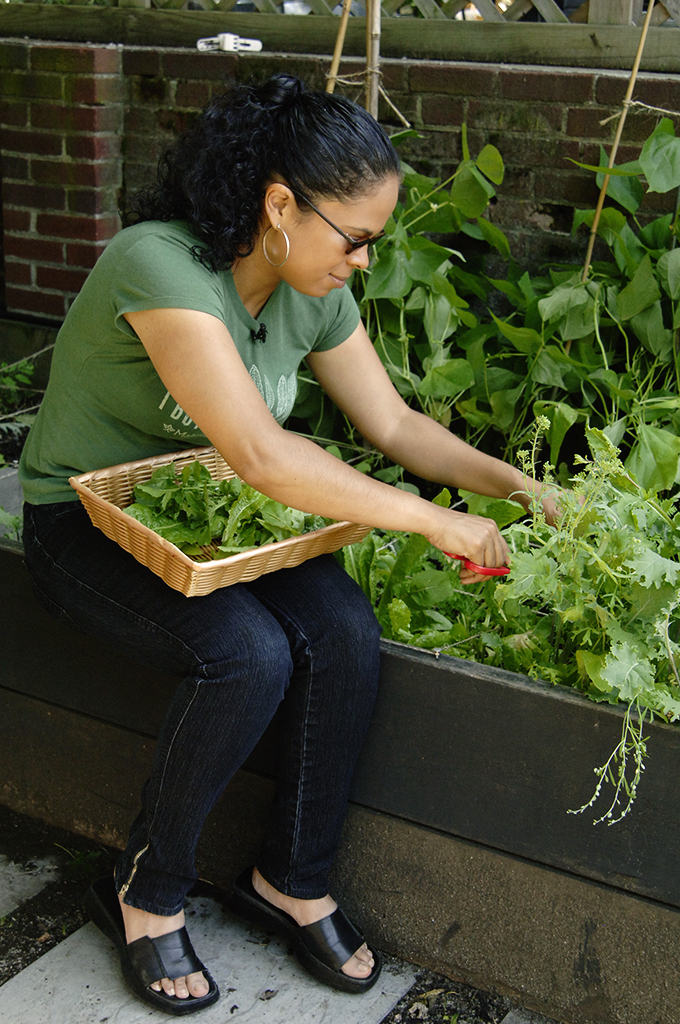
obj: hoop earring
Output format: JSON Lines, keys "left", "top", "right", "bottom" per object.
{"left": 262, "top": 224, "right": 290, "bottom": 267}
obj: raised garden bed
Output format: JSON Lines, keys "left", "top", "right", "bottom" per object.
{"left": 2, "top": 533, "right": 680, "bottom": 1024}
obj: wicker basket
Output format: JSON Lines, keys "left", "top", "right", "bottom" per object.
{"left": 69, "top": 446, "right": 371, "bottom": 597}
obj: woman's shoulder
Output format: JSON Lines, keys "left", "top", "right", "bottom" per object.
{"left": 106, "top": 219, "right": 201, "bottom": 257}
{"left": 95, "top": 220, "right": 217, "bottom": 291}
{"left": 71, "top": 219, "right": 223, "bottom": 320}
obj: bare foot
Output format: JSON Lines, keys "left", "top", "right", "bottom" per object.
{"left": 118, "top": 894, "right": 209, "bottom": 999}
{"left": 251, "top": 867, "right": 374, "bottom": 979}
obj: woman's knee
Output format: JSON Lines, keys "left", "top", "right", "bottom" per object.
{"left": 200, "top": 615, "right": 293, "bottom": 695}
{"left": 318, "top": 563, "right": 382, "bottom": 645}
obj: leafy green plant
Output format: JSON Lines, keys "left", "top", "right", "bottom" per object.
{"left": 357, "top": 129, "right": 507, "bottom": 429}
{"left": 0, "top": 356, "right": 39, "bottom": 470}
{"left": 341, "top": 420, "right": 680, "bottom": 822}
{"left": 0, "top": 358, "right": 34, "bottom": 412}
{"left": 0, "top": 508, "right": 21, "bottom": 542}
{"left": 480, "top": 118, "right": 680, "bottom": 485}
{"left": 125, "top": 461, "right": 329, "bottom": 558}
{"left": 292, "top": 119, "right": 680, "bottom": 497}
{"left": 53, "top": 844, "right": 107, "bottom": 883}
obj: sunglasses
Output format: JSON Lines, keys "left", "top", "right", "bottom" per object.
{"left": 290, "top": 189, "right": 386, "bottom": 255}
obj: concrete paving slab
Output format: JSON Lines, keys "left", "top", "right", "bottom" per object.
{"left": 0, "top": 854, "right": 60, "bottom": 918}
{"left": 0, "top": 467, "right": 21, "bottom": 514}
{"left": 501, "top": 1010, "right": 562, "bottom": 1024}
{"left": 0, "top": 892, "right": 416, "bottom": 1023}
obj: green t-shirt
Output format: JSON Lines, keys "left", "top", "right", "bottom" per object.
{"left": 20, "top": 220, "right": 361, "bottom": 504}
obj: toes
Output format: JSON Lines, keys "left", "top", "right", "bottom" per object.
{"left": 160, "top": 978, "right": 176, "bottom": 997}
{"left": 151, "top": 973, "right": 209, "bottom": 1000}
{"left": 173, "top": 976, "right": 189, "bottom": 999}
{"left": 355, "top": 942, "right": 374, "bottom": 967}
{"left": 341, "top": 943, "right": 374, "bottom": 978}
{"left": 187, "top": 972, "right": 210, "bottom": 998}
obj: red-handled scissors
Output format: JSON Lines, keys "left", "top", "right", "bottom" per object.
{"left": 445, "top": 553, "right": 510, "bottom": 577}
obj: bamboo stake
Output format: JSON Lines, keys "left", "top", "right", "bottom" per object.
{"left": 365, "top": 0, "right": 381, "bottom": 119}
{"left": 581, "top": 0, "right": 657, "bottom": 283}
{"left": 327, "top": 0, "right": 353, "bottom": 94}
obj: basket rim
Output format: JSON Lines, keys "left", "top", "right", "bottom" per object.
{"left": 70, "top": 444, "right": 217, "bottom": 489}
{"left": 69, "top": 448, "right": 368, "bottom": 574}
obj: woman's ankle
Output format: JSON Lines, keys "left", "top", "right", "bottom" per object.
{"left": 118, "top": 895, "right": 186, "bottom": 944}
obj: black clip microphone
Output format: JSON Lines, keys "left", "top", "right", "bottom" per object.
{"left": 251, "top": 323, "right": 267, "bottom": 343}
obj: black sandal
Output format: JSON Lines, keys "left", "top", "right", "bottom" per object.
{"left": 84, "top": 875, "right": 220, "bottom": 1016}
{"left": 230, "top": 867, "right": 382, "bottom": 995}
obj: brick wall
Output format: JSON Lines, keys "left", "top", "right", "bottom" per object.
{"left": 0, "top": 41, "right": 123, "bottom": 319}
{"left": 394, "top": 61, "right": 678, "bottom": 268}
{"left": 2, "top": 39, "right": 679, "bottom": 321}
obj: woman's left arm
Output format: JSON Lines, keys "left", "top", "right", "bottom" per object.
{"left": 306, "top": 323, "right": 558, "bottom": 520}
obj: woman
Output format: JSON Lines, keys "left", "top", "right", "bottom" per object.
{"left": 20, "top": 74, "right": 551, "bottom": 1016}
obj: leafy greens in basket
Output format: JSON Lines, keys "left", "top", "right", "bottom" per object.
{"left": 124, "top": 460, "right": 330, "bottom": 560}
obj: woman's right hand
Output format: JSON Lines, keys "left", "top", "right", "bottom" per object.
{"left": 426, "top": 506, "right": 510, "bottom": 585}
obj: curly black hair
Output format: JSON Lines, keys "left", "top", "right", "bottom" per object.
{"left": 122, "top": 74, "right": 400, "bottom": 273}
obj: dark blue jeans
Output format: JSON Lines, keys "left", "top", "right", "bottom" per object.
{"left": 23, "top": 501, "right": 381, "bottom": 916}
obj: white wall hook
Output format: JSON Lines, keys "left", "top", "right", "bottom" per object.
{"left": 196, "top": 33, "right": 263, "bottom": 53}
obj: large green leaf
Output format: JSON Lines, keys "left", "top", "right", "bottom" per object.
{"left": 402, "top": 168, "right": 440, "bottom": 195}
{"left": 491, "top": 313, "right": 542, "bottom": 354}
{"left": 639, "top": 214, "right": 673, "bottom": 252}
{"left": 472, "top": 366, "right": 523, "bottom": 398}
{"left": 625, "top": 423, "right": 680, "bottom": 491}
{"left": 573, "top": 207, "right": 627, "bottom": 247}
{"left": 457, "top": 397, "right": 492, "bottom": 429}
{"left": 490, "top": 384, "right": 523, "bottom": 432}
{"left": 595, "top": 146, "right": 644, "bottom": 215}
{"left": 602, "top": 417, "right": 627, "bottom": 449}
{"left": 406, "top": 568, "right": 455, "bottom": 608}
{"left": 560, "top": 298, "right": 596, "bottom": 341}
{"left": 450, "top": 164, "right": 492, "bottom": 219}
{"left": 640, "top": 119, "right": 680, "bottom": 194}
{"left": 460, "top": 491, "right": 526, "bottom": 528}
{"left": 431, "top": 271, "right": 468, "bottom": 308}
{"left": 538, "top": 279, "right": 587, "bottom": 323}
{"left": 589, "top": 368, "right": 636, "bottom": 401}
{"left": 657, "top": 248, "right": 680, "bottom": 300}
{"left": 388, "top": 598, "right": 412, "bottom": 637}
{"left": 630, "top": 301, "right": 673, "bottom": 362}
{"left": 615, "top": 255, "right": 661, "bottom": 322}
{"left": 530, "top": 347, "right": 570, "bottom": 388}
{"left": 542, "top": 400, "right": 581, "bottom": 468}
{"left": 389, "top": 129, "right": 422, "bottom": 147}
{"left": 404, "top": 285, "right": 427, "bottom": 311}
{"left": 613, "top": 223, "right": 649, "bottom": 277}
{"left": 476, "top": 216, "right": 510, "bottom": 260}
{"left": 623, "top": 552, "right": 680, "bottom": 590}
{"left": 404, "top": 236, "right": 454, "bottom": 284}
{"left": 601, "top": 644, "right": 655, "bottom": 702}
{"left": 425, "top": 292, "right": 458, "bottom": 344}
{"left": 476, "top": 143, "right": 504, "bottom": 185}
{"left": 576, "top": 650, "right": 609, "bottom": 692}
{"left": 569, "top": 158, "right": 642, "bottom": 177}
{"left": 418, "top": 358, "right": 475, "bottom": 398}
{"left": 364, "top": 248, "right": 412, "bottom": 299}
